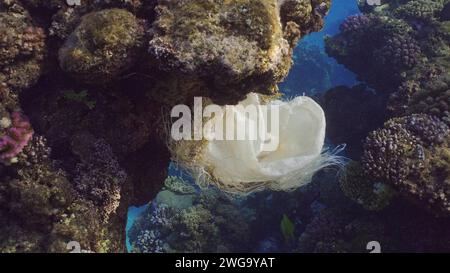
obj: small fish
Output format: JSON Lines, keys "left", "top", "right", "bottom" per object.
{"left": 280, "top": 214, "right": 295, "bottom": 243}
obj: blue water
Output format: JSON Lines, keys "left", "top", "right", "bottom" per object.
{"left": 279, "top": 0, "right": 360, "bottom": 96}
{"left": 126, "top": 0, "right": 360, "bottom": 252}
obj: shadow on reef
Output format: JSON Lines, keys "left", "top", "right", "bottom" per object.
{"left": 0, "top": 0, "right": 331, "bottom": 252}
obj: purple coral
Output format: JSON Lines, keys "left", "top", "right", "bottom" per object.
{"left": 339, "top": 14, "right": 371, "bottom": 32}
{"left": 21, "top": 26, "right": 46, "bottom": 58}
{"left": 377, "top": 34, "right": 422, "bottom": 71}
{"left": 0, "top": 111, "right": 34, "bottom": 163}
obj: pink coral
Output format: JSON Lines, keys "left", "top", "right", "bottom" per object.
{"left": 0, "top": 112, "right": 34, "bottom": 163}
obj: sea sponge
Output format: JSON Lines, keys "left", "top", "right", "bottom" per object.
{"left": 58, "top": 8, "right": 145, "bottom": 84}
{"left": 170, "top": 93, "right": 340, "bottom": 194}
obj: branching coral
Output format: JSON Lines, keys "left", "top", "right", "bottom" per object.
{"left": 0, "top": 2, "right": 46, "bottom": 93}
{"left": 0, "top": 112, "right": 34, "bottom": 164}
{"left": 73, "top": 138, "right": 127, "bottom": 222}
{"left": 129, "top": 184, "right": 253, "bottom": 253}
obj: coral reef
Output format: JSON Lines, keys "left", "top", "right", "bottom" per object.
{"left": 296, "top": 199, "right": 450, "bottom": 252}
{"left": 147, "top": 0, "right": 331, "bottom": 104}
{"left": 339, "top": 14, "right": 371, "bottom": 33}
{"left": 362, "top": 114, "right": 450, "bottom": 216}
{"left": 128, "top": 177, "right": 253, "bottom": 253}
{"left": 0, "top": 0, "right": 330, "bottom": 252}
{"left": 0, "top": 1, "right": 46, "bottom": 93}
{"left": 73, "top": 137, "right": 127, "bottom": 222}
{"left": 340, "top": 161, "right": 395, "bottom": 211}
{"left": 323, "top": 0, "right": 450, "bottom": 223}
{"left": 374, "top": 33, "right": 423, "bottom": 71}
{"left": 388, "top": 58, "right": 450, "bottom": 125}
{"left": 0, "top": 111, "right": 33, "bottom": 164}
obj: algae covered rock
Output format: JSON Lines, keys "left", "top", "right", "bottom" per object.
{"left": 148, "top": 0, "right": 330, "bottom": 103}
{"left": 59, "top": 8, "right": 145, "bottom": 84}
{"left": 0, "top": 2, "right": 46, "bottom": 93}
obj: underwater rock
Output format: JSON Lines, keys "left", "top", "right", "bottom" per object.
{"left": 72, "top": 137, "right": 127, "bottom": 222}
{"left": 59, "top": 8, "right": 145, "bottom": 84}
{"left": 148, "top": 0, "right": 330, "bottom": 104}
